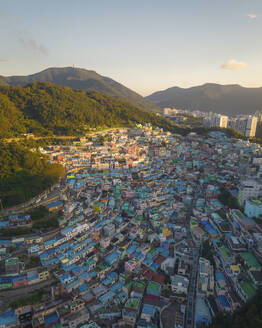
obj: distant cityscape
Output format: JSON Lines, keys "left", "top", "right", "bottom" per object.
{"left": 163, "top": 108, "right": 262, "bottom": 137}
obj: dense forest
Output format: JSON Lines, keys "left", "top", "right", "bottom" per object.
{"left": 0, "top": 66, "right": 159, "bottom": 112}
{"left": 0, "top": 142, "right": 64, "bottom": 207}
{"left": 0, "top": 82, "right": 185, "bottom": 137}
{"left": 209, "top": 288, "right": 262, "bottom": 328}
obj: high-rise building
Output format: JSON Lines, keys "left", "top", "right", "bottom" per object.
{"left": 205, "top": 113, "right": 228, "bottom": 128}
{"left": 227, "top": 118, "right": 236, "bottom": 129}
{"left": 235, "top": 116, "right": 257, "bottom": 137}
{"left": 254, "top": 111, "right": 262, "bottom": 122}
{"left": 163, "top": 108, "right": 172, "bottom": 116}
{"left": 163, "top": 108, "right": 179, "bottom": 116}
{"left": 218, "top": 115, "right": 228, "bottom": 128}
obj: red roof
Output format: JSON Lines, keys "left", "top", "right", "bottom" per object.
{"left": 143, "top": 269, "right": 154, "bottom": 280}
{"left": 145, "top": 294, "right": 159, "bottom": 301}
{"left": 152, "top": 273, "right": 165, "bottom": 285}
{"left": 154, "top": 255, "right": 165, "bottom": 265}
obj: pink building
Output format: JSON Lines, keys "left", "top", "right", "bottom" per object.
{"left": 125, "top": 260, "right": 138, "bottom": 272}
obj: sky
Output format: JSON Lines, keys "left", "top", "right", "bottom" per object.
{"left": 0, "top": 0, "right": 262, "bottom": 95}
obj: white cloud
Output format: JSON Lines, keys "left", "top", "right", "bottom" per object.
{"left": 19, "top": 37, "right": 48, "bottom": 55}
{"left": 0, "top": 59, "right": 8, "bottom": 62}
{"left": 220, "top": 60, "right": 247, "bottom": 70}
{"left": 247, "top": 13, "right": 257, "bottom": 19}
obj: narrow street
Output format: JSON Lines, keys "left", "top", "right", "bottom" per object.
{"left": 185, "top": 193, "right": 200, "bottom": 328}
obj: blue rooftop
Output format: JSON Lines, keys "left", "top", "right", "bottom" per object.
{"left": 47, "top": 201, "right": 63, "bottom": 208}
{"left": 142, "top": 304, "right": 155, "bottom": 316}
{"left": 78, "top": 283, "right": 89, "bottom": 293}
{"left": 111, "top": 281, "right": 123, "bottom": 292}
{"left": 216, "top": 272, "right": 226, "bottom": 281}
{"left": 0, "top": 310, "right": 17, "bottom": 326}
{"left": 105, "top": 251, "right": 120, "bottom": 265}
{"left": 44, "top": 312, "right": 59, "bottom": 325}
{"left": 218, "top": 295, "right": 230, "bottom": 308}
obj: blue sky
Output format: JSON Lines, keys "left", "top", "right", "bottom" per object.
{"left": 1, "top": 0, "right": 262, "bottom": 95}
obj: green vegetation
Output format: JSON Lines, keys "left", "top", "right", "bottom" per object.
{"left": 252, "top": 216, "right": 262, "bottom": 225}
{"left": 201, "top": 239, "right": 216, "bottom": 268}
{"left": 0, "top": 142, "right": 64, "bottom": 207}
{"left": 14, "top": 137, "right": 79, "bottom": 148}
{"left": 221, "top": 125, "right": 262, "bottom": 146}
{"left": 0, "top": 227, "right": 33, "bottom": 237}
{"left": 212, "top": 127, "right": 246, "bottom": 139}
{"left": 25, "top": 255, "right": 41, "bottom": 269}
{"left": 10, "top": 289, "right": 45, "bottom": 309}
{"left": 0, "top": 82, "right": 186, "bottom": 137}
{"left": 216, "top": 208, "right": 227, "bottom": 220}
{"left": 207, "top": 126, "right": 262, "bottom": 146}
{"left": 209, "top": 287, "right": 262, "bottom": 328}
{"left": 176, "top": 114, "right": 204, "bottom": 127}
{"left": 0, "top": 93, "right": 27, "bottom": 137}
{"left": 218, "top": 186, "right": 240, "bottom": 209}
{"left": 29, "top": 206, "right": 49, "bottom": 221}
{"left": 32, "top": 210, "right": 62, "bottom": 230}
{"left": 1, "top": 82, "right": 262, "bottom": 145}
{"left": 0, "top": 210, "right": 62, "bottom": 236}
{"left": 0, "top": 66, "right": 159, "bottom": 112}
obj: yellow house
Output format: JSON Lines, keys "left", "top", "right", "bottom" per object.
{"left": 70, "top": 300, "right": 85, "bottom": 313}
{"left": 230, "top": 265, "right": 240, "bottom": 275}
{"left": 162, "top": 227, "right": 172, "bottom": 237}
{"left": 26, "top": 236, "right": 43, "bottom": 245}
{"left": 38, "top": 270, "right": 50, "bottom": 281}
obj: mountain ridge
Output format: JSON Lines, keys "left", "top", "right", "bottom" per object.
{"left": 147, "top": 83, "right": 262, "bottom": 116}
{"left": 0, "top": 67, "right": 159, "bottom": 112}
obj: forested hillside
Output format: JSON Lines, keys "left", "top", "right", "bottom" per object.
{"left": 0, "top": 82, "right": 181, "bottom": 137}
{"left": 0, "top": 142, "right": 64, "bottom": 207}
{"left": 209, "top": 288, "right": 262, "bottom": 328}
{"left": 0, "top": 67, "right": 159, "bottom": 112}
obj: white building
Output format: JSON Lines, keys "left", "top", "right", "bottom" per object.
{"left": 161, "top": 257, "right": 175, "bottom": 275}
{"left": 235, "top": 115, "right": 258, "bottom": 137}
{"left": 238, "top": 178, "right": 262, "bottom": 206}
{"left": 205, "top": 113, "right": 228, "bottom": 128}
{"left": 198, "top": 257, "right": 214, "bottom": 295}
{"left": 171, "top": 274, "right": 189, "bottom": 294}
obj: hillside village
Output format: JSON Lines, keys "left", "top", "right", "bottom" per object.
{"left": 1, "top": 127, "right": 262, "bottom": 328}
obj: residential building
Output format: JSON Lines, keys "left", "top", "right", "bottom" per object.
{"left": 235, "top": 115, "right": 258, "bottom": 137}
{"left": 238, "top": 179, "right": 262, "bottom": 206}
{"left": 171, "top": 275, "right": 189, "bottom": 294}
{"left": 244, "top": 199, "right": 262, "bottom": 219}
{"left": 208, "top": 114, "right": 228, "bottom": 128}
